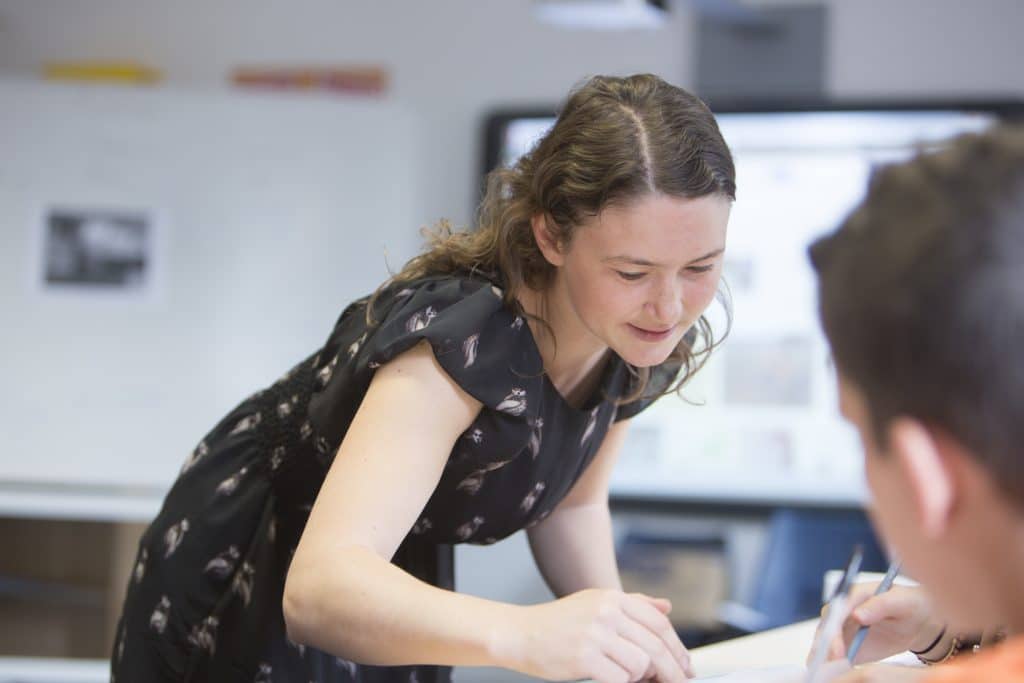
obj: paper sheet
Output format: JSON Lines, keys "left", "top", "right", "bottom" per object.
{"left": 693, "top": 665, "right": 805, "bottom": 682}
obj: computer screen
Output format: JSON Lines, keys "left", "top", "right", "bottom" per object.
{"left": 481, "top": 100, "right": 1022, "bottom": 505}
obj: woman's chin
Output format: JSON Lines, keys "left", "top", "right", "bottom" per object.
{"left": 616, "top": 344, "right": 674, "bottom": 368}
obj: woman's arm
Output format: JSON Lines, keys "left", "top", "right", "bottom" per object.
{"left": 284, "top": 340, "right": 510, "bottom": 667}
{"left": 526, "top": 418, "right": 632, "bottom": 597}
{"left": 283, "top": 363, "right": 692, "bottom": 681}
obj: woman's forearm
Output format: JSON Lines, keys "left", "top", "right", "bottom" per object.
{"left": 527, "top": 501, "right": 622, "bottom": 597}
{"left": 283, "top": 544, "right": 523, "bottom": 669}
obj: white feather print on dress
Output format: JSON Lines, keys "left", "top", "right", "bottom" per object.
{"left": 215, "top": 466, "right": 248, "bottom": 497}
{"left": 335, "top": 657, "right": 357, "bottom": 676}
{"left": 495, "top": 388, "right": 527, "bottom": 416}
{"left": 456, "top": 457, "right": 515, "bottom": 495}
{"left": 149, "top": 595, "right": 171, "bottom": 634}
{"left": 580, "top": 406, "right": 600, "bottom": 446}
{"left": 348, "top": 332, "right": 367, "bottom": 359}
{"left": 520, "top": 482, "right": 546, "bottom": 514}
{"left": 163, "top": 519, "right": 189, "bottom": 558}
{"left": 315, "top": 436, "right": 333, "bottom": 457}
{"left": 286, "top": 637, "right": 306, "bottom": 657}
{"left": 229, "top": 412, "right": 262, "bottom": 436}
{"left": 456, "top": 470, "right": 485, "bottom": 495}
{"left": 203, "top": 545, "right": 240, "bottom": 579}
{"left": 116, "top": 624, "right": 126, "bottom": 663}
{"left": 180, "top": 439, "right": 208, "bottom": 474}
{"left": 254, "top": 663, "right": 273, "bottom": 683}
{"left": 510, "top": 315, "right": 524, "bottom": 330}
{"left": 133, "top": 547, "right": 147, "bottom": 584}
{"left": 528, "top": 417, "right": 544, "bottom": 459}
{"left": 455, "top": 516, "right": 485, "bottom": 541}
{"left": 405, "top": 305, "right": 437, "bottom": 332}
{"left": 315, "top": 353, "right": 339, "bottom": 388}
{"left": 411, "top": 517, "right": 432, "bottom": 535}
{"left": 232, "top": 561, "right": 256, "bottom": 607}
{"left": 269, "top": 445, "right": 286, "bottom": 472}
{"left": 187, "top": 615, "right": 219, "bottom": 655}
{"left": 462, "top": 333, "right": 479, "bottom": 368}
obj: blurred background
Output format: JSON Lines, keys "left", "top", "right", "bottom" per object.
{"left": 1, "top": 1, "right": 1023, "bottom": 681}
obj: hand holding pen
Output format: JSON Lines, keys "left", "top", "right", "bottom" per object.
{"left": 814, "top": 564, "right": 943, "bottom": 666}
{"left": 805, "top": 545, "right": 864, "bottom": 683}
{"left": 845, "top": 560, "right": 901, "bottom": 662}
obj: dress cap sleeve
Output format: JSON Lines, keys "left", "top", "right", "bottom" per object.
{"left": 362, "top": 277, "right": 545, "bottom": 421}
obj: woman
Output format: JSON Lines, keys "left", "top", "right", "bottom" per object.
{"left": 112, "top": 73, "right": 735, "bottom": 683}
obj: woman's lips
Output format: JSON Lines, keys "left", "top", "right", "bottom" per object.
{"left": 627, "top": 323, "right": 676, "bottom": 342}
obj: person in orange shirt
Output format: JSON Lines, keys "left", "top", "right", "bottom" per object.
{"left": 808, "top": 124, "right": 1024, "bottom": 683}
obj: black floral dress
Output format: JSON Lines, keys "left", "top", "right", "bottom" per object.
{"left": 111, "top": 274, "right": 675, "bottom": 683}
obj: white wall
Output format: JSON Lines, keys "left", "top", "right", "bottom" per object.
{"left": 0, "top": 0, "right": 693, "bottom": 231}
{"left": 3, "top": 0, "right": 1021, "bottom": 226}
{"left": 0, "top": 80, "right": 420, "bottom": 491}
{"left": 827, "top": 0, "right": 1024, "bottom": 97}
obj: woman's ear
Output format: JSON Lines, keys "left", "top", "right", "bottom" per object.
{"left": 888, "top": 417, "right": 957, "bottom": 539}
{"left": 530, "top": 213, "right": 566, "bottom": 267}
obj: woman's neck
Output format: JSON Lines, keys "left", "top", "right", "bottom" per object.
{"left": 516, "top": 281, "right": 610, "bottom": 408}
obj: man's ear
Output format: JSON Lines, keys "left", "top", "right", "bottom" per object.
{"left": 888, "top": 417, "right": 956, "bottom": 539}
{"left": 530, "top": 213, "right": 565, "bottom": 267}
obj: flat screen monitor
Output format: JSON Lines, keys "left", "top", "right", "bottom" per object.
{"left": 480, "top": 100, "right": 1024, "bottom": 506}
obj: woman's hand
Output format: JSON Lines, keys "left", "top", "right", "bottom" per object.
{"left": 500, "top": 588, "right": 694, "bottom": 683}
{"left": 809, "top": 584, "right": 942, "bottom": 665}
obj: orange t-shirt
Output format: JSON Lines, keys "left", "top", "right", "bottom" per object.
{"left": 923, "top": 635, "right": 1024, "bottom": 682}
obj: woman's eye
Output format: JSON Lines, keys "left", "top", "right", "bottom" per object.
{"left": 686, "top": 264, "right": 714, "bottom": 274}
{"left": 616, "top": 271, "right": 646, "bottom": 281}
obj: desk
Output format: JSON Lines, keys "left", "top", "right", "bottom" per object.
{"left": 0, "top": 619, "right": 918, "bottom": 682}
{"left": 691, "top": 619, "right": 819, "bottom": 677}
{"left": 582, "top": 619, "right": 921, "bottom": 682}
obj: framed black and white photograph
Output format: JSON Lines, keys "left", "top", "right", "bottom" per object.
{"left": 37, "top": 206, "right": 164, "bottom": 299}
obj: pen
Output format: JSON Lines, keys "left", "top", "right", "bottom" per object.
{"left": 846, "top": 558, "right": 902, "bottom": 663}
{"left": 805, "top": 544, "right": 864, "bottom": 683}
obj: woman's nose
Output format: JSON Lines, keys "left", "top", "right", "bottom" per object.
{"left": 648, "top": 281, "right": 683, "bottom": 325}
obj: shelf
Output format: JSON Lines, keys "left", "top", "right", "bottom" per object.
{"left": 0, "top": 480, "right": 165, "bottom": 523}
{"left": 0, "top": 575, "right": 105, "bottom": 610}
{"left": 0, "top": 517, "right": 144, "bottom": 665}
{"left": 0, "top": 656, "right": 108, "bottom": 683}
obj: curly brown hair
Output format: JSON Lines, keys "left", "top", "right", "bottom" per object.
{"left": 372, "top": 73, "right": 736, "bottom": 403}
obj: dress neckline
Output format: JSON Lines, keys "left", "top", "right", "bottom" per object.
{"left": 512, "top": 310, "right": 625, "bottom": 416}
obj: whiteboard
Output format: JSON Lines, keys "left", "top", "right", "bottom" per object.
{"left": 0, "top": 79, "right": 420, "bottom": 502}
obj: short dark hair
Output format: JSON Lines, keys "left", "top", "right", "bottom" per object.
{"left": 810, "top": 124, "right": 1024, "bottom": 503}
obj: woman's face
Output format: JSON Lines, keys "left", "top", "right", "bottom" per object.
{"left": 543, "top": 192, "right": 730, "bottom": 368}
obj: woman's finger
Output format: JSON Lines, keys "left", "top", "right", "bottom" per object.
{"left": 622, "top": 595, "right": 693, "bottom": 678}
{"left": 616, "top": 613, "right": 687, "bottom": 682}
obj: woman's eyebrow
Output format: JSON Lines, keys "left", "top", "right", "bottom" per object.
{"left": 603, "top": 255, "right": 659, "bottom": 267}
{"left": 602, "top": 247, "right": 724, "bottom": 267}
